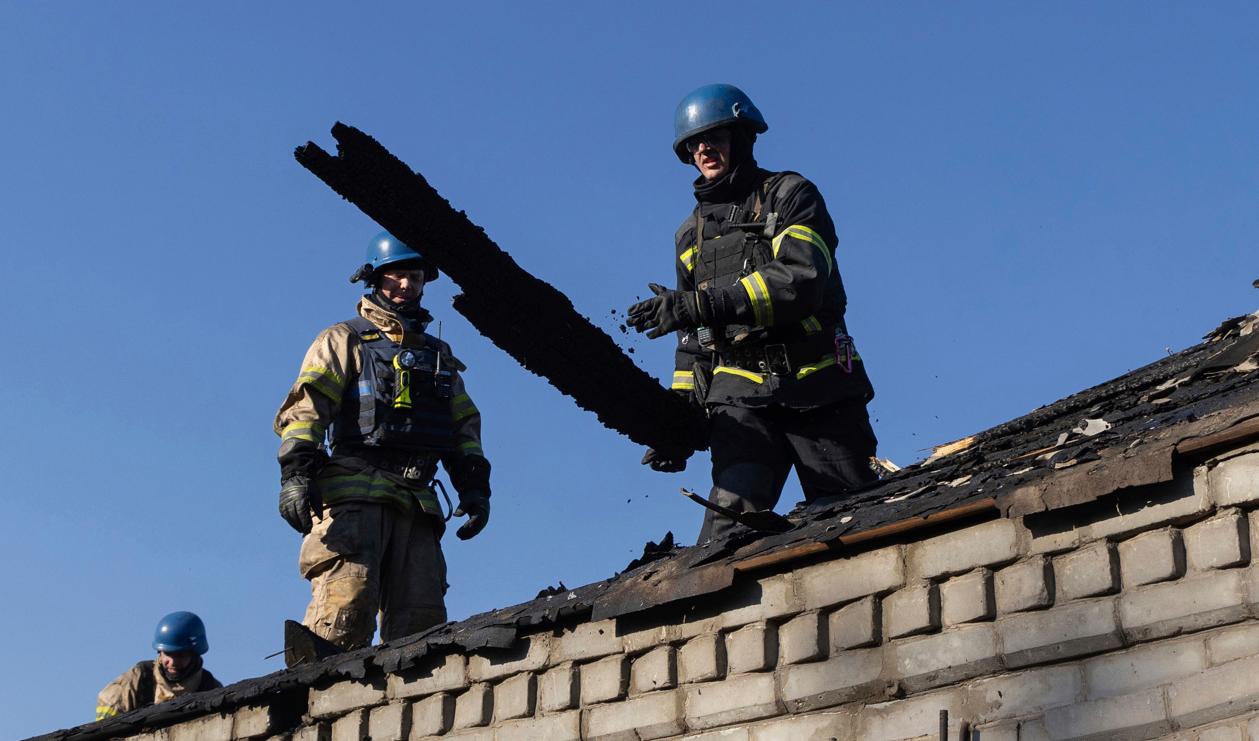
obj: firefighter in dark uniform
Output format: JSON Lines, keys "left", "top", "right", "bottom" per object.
{"left": 627, "top": 84, "right": 878, "bottom": 543}
{"left": 274, "top": 232, "right": 491, "bottom": 650}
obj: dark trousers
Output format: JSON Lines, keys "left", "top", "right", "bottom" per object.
{"left": 697, "top": 400, "right": 878, "bottom": 543}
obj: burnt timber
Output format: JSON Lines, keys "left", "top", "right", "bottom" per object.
{"left": 294, "top": 123, "right": 705, "bottom": 455}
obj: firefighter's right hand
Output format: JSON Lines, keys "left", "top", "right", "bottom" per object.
{"left": 279, "top": 476, "right": 323, "bottom": 534}
{"left": 641, "top": 448, "right": 691, "bottom": 473}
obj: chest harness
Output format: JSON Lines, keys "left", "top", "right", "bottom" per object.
{"left": 691, "top": 174, "right": 853, "bottom": 378}
{"left": 330, "top": 317, "right": 457, "bottom": 465}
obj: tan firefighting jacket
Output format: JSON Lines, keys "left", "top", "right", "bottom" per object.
{"left": 274, "top": 298, "right": 487, "bottom": 515}
{"left": 95, "top": 659, "right": 221, "bottom": 720}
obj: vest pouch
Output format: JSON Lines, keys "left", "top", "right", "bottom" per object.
{"left": 695, "top": 230, "right": 773, "bottom": 351}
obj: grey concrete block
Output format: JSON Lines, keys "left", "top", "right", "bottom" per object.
{"left": 492, "top": 671, "right": 536, "bottom": 722}
{"left": 309, "top": 679, "right": 387, "bottom": 719}
{"left": 678, "top": 633, "right": 726, "bottom": 684}
{"left": 538, "top": 662, "right": 579, "bottom": 713}
{"left": 797, "top": 546, "right": 905, "bottom": 610}
{"left": 683, "top": 672, "right": 780, "bottom": 730}
{"left": 941, "top": 569, "right": 995, "bottom": 626}
{"left": 1055, "top": 541, "right": 1119, "bottom": 600}
{"left": 828, "top": 595, "right": 879, "bottom": 651}
{"left": 579, "top": 655, "right": 628, "bottom": 705}
{"left": 997, "top": 598, "right": 1123, "bottom": 667}
{"left": 1166, "top": 653, "right": 1259, "bottom": 729}
{"left": 1119, "top": 569, "right": 1248, "bottom": 643}
{"left": 1206, "top": 622, "right": 1259, "bottom": 666}
{"left": 907, "top": 519, "right": 1021, "bottom": 580}
{"left": 231, "top": 705, "right": 279, "bottom": 739}
{"left": 1198, "top": 726, "right": 1245, "bottom": 741}
{"left": 1185, "top": 510, "right": 1250, "bottom": 571}
{"left": 1082, "top": 637, "right": 1208, "bottom": 699}
{"left": 885, "top": 623, "right": 1001, "bottom": 693}
{"left": 629, "top": 646, "right": 676, "bottom": 695}
{"left": 551, "top": 619, "right": 624, "bottom": 664}
{"left": 778, "top": 647, "right": 883, "bottom": 712}
{"left": 1042, "top": 687, "right": 1170, "bottom": 740}
{"left": 1118, "top": 528, "right": 1185, "bottom": 588}
{"left": 387, "top": 652, "right": 467, "bottom": 699}
{"left": 962, "top": 664, "right": 1084, "bottom": 724}
{"left": 858, "top": 690, "right": 964, "bottom": 741}
{"left": 746, "top": 710, "right": 857, "bottom": 740}
{"left": 409, "top": 692, "right": 454, "bottom": 737}
{"left": 777, "top": 611, "right": 824, "bottom": 665}
{"left": 452, "top": 683, "right": 492, "bottom": 730}
{"left": 725, "top": 623, "right": 776, "bottom": 674}
{"left": 168, "top": 713, "right": 233, "bottom": 741}
{"left": 290, "top": 724, "right": 329, "bottom": 741}
{"left": 329, "top": 710, "right": 366, "bottom": 741}
{"left": 467, "top": 634, "right": 550, "bottom": 682}
{"left": 996, "top": 556, "right": 1054, "bottom": 614}
{"left": 366, "top": 702, "right": 409, "bottom": 741}
{"left": 1204, "top": 447, "right": 1259, "bottom": 508}
{"left": 882, "top": 583, "right": 940, "bottom": 639}
{"left": 581, "top": 689, "right": 684, "bottom": 741}
{"left": 494, "top": 710, "right": 582, "bottom": 741}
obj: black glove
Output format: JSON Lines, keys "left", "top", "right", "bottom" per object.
{"left": 278, "top": 476, "right": 324, "bottom": 535}
{"left": 641, "top": 448, "right": 691, "bottom": 473}
{"left": 454, "top": 490, "right": 490, "bottom": 540}
{"left": 627, "top": 284, "right": 705, "bottom": 339}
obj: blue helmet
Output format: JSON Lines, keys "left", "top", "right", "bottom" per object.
{"left": 351, "top": 231, "right": 438, "bottom": 284}
{"left": 152, "top": 611, "right": 209, "bottom": 655}
{"left": 672, "top": 84, "right": 769, "bottom": 163}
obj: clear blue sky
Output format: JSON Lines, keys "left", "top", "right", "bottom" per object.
{"left": 1, "top": 3, "right": 1255, "bottom": 736}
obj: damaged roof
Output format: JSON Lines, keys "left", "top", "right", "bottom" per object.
{"left": 36, "top": 311, "right": 1259, "bottom": 741}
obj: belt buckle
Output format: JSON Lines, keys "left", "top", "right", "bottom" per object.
{"left": 765, "top": 344, "right": 791, "bottom": 375}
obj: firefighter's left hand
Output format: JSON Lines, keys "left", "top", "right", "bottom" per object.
{"left": 454, "top": 491, "right": 491, "bottom": 540}
{"left": 627, "top": 284, "right": 701, "bottom": 339}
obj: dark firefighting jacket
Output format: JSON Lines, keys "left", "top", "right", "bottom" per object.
{"left": 670, "top": 163, "right": 874, "bottom": 410}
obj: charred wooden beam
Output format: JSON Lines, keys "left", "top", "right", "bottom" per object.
{"left": 294, "top": 123, "right": 706, "bottom": 454}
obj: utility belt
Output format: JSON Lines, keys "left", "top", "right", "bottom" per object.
{"left": 332, "top": 444, "right": 438, "bottom": 482}
{"left": 717, "top": 329, "right": 853, "bottom": 377}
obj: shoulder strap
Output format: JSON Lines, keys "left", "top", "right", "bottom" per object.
{"left": 342, "top": 316, "right": 378, "bottom": 338}
{"left": 135, "top": 660, "right": 156, "bottom": 706}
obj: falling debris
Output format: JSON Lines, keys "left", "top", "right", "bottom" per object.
{"left": 295, "top": 123, "right": 706, "bottom": 455}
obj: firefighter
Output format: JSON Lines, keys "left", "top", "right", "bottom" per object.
{"left": 96, "top": 611, "right": 222, "bottom": 720}
{"left": 274, "top": 231, "right": 491, "bottom": 651}
{"left": 627, "top": 84, "right": 878, "bottom": 543}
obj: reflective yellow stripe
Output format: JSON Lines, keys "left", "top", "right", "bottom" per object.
{"left": 297, "top": 367, "right": 344, "bottom": 401}
{"left": 679, "top": 245, "right": 697, "bottom": 272}
{"left": 671, "top": 370, "right": 695, "bottom": 390}
{"left": 96, "top": 706, "right": 119, "bottom": 720}
{"left": 281, "top": 421, "right": 324, "bottom": 443}
{"left": 739, "top": 271, "right": 774, "bottom": 327}
{"left": 801, "top": 316, "right": 823, "bottom": 334}
{"left": 714, "top": 366, "right": 764, "bottom": 384}
{"left": 459, "top": 440, "right": 484, "bottom": 456}
{"left": 451, "top": 393, "right": 479, "bottom": 422}
{"left": 772, "top": 224, "right": 834, "bottom": 275}
{"left": 796, "top": 355, "right": 836, "bottom": 379}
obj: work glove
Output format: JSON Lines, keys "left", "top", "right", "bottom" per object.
{"left": 641, "top": 448, "right": 691, "bottom": 473}
{"left": 278, "top": 476, "right": 323, "bottom": 535}
{"left": 627, "top": 284, "right": 705, "bottom": 339}
{"left": 454, "top": 490, "right": 491, "bottom": 540}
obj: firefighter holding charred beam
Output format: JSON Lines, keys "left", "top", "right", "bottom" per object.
{"left": 627, "top": 84, "right": 878, "bottom": 543}
{"left": 274, "top": 232, "right": 490, "bottom": 653}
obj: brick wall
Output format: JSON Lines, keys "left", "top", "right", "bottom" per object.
{"left": 81, "top": 443, "right": 1259, "bottom": 740}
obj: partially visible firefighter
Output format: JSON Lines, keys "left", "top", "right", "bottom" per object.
{"left": 96, "top": 611, "right": 221, "bottom": 720}
{"left": 274, "top": 231, "right": 491, "bottom": 654}
{"left": 627, "top": 83, "right": 879, "bottom": 542}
